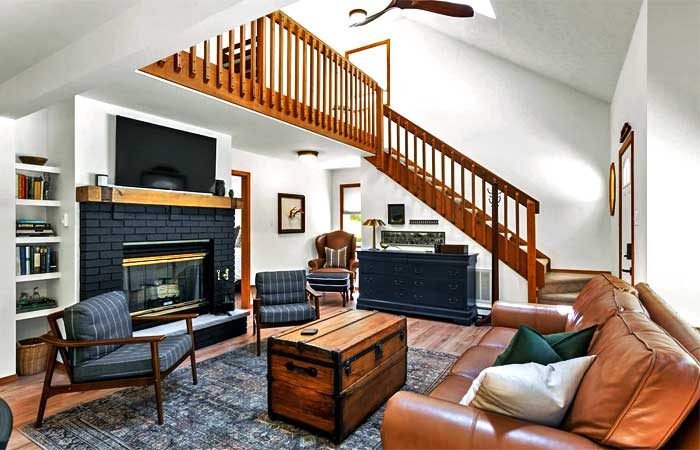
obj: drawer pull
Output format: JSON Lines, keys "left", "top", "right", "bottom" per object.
{"left": 393, "top": 279, "right": 405, "bottom": 286}
{"left": 413, "top": 280, "right": 425, "bottom": 287}
{"left": 285, "top": 361, "right": 318, "bottom": 377}
{"left": 448, "top": 283, "right": 460, "bottom": 290}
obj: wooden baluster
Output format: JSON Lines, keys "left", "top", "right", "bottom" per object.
{"left": 363, "top": 76, "right": 368, "bottom": 144}
{"left": 527, "top": 200, "right": 537, "bottom": 302}
{"left": 451, "top": 151, "right": 456, "bottom": 222}
{"left": 431, "top": 137, "right": 436, "bottom": 209}
{"left": 216, "top": 35, "right": 223, "bottom": 87}
{"left": 344, "top": 60, "right": 349, "bottom": 137}
{"left": 387, "top": 110, "right": 392, "bottom": 174}
{"left": 203, "top": 39, "right": 211, "bottom": 83}
{"left": 309, "top": 40, "right": 315, "bottom": 124}
{"left": 471, "top": 164, "right": 476, "bottom": 235}
{"left": 269, "top": 18, "right": 276, "bottom": 108}
{"left": 238, "top": 26, "right": 244, "bottom": 97}
{"left": 503, "top": 185, "right": 509, "bottom": 264}
{"left": 492, "top": 180, "right": 500, "bottom": 302}
{"left": 413, "top": 129, "right": 418, "bottom": 194}
{"left": 482, "top": 176, "right": 486, "bottom": 241}
{"left": 421, "top": 132, "right": 427, "bottom": 201}
{"left": 174, "top": 51, "right": 182, "bottom": 72}
{"left": 294, "top": 26, "right": 299, "bottom": 117}
{"left": 189, "top": 45, "right": 197, "bottom": 77}
{"left": 321, "top": 46, "right": 327, "bottom": 128}
{"left": 355, "top": 68, "right": 360, "bottom": 141}
{"left": 333, "top": 55, "right": 337, "bottom": 132}
{"left": 302, "top": 31, "right": 307, "bottom": 121}
{"left": 440, "top": 144, "right": 446, "bottom": 215}
{"left": 375, "top": 84, "right": 382, "bottom": 163}
{"left": 286, "top": 23, "right": 292, "bottom": 115}
{"left": 278, "top": 18, "right": 284, "bottom": 112}
{"left": 257, "top": 18, "right": 265, "bottom": 105}
{"left": 461, "top": 160, "right": 466, "bottom": 230}
{"left": 515, "top": 193, "right": 521, "bottom": 271}
{"left": 403, "top": 120, "right": 409, "bottom": 185}
{"left": 248, "top": 21, "right": 255, "bottom": 101}
{"left": 351, "top": 67, "right": 356, "bottom": 140}
{"left": 315, "top": 42, "right": 321, "bottom": 125}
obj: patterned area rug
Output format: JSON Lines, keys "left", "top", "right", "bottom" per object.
{"left": 22, "top": 344, "right": 456, "bottom": 450}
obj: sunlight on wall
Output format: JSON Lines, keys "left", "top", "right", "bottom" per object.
{"left": 537, "top": 155, "right": 603, "bottom": 203}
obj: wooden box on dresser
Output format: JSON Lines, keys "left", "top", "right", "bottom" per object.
{"left": 357, "top": 250, "right": 478, "bottom": 325}
{"left": 267, "top": 310, "right": 407, "bottom": 443}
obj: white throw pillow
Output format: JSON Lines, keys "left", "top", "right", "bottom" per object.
{"left": 459, "top": 355, "right": 596, "bottom": 427}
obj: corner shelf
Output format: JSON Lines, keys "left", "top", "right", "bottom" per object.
{"left": 16, "top": 272, "right": 61, "bottom": 283}
{"left": 15, "top": 306, "right": 62, "bottom": 321}
{"left": 16, "top": 236, "right": 61, "bottom": 244}
{"left": 16, "top": 199, "right": 61, "bottom": 207}
{"left": 15, "top": 163, "right": 61, "bottom": 174}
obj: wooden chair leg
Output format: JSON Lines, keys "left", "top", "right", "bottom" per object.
{"left": 256, "top": 324, "right": 261, "bottom": 356}
{"left": 150, "top": 342, "right": 164, "bottom": 425}
{"left": 189, "top": 349, "right": 198, "bottom": 385}
{"left": 36, "top": 346, "right": 58, "bottom": 427}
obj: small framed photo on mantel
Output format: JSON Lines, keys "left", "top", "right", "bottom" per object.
{"left": 278, "top": 193, "right": 305, "bottom": 234}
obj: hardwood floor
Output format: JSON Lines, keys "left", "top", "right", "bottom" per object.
{"left": 2, "top": 293, "right": 486, "bottom": 450}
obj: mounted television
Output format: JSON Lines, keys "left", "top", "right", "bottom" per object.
{"left": 115, "top": 116, "right": 216, "bottom": 193}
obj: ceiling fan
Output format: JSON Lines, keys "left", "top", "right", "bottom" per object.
{"left": 350, "top": 0, "right": 474, "bottom": 27}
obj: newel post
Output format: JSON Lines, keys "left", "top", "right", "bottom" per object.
{"left": 526, "top": 200, "right": 537, "bottom": 302}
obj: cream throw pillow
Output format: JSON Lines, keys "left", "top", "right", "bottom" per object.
{"left": 459, "top": 355, "right": 596, "bottom": 427}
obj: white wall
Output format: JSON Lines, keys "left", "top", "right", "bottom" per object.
{"left": 610, "top": 1, "right": 647, "bottom": 282}
{"left": 646, "top": 0, "right": 700, "bottom": 324}
{"left": 230, "top": 148, "right": 332, "bottom": 277}
{"left": 0, "top": 118, "right": 17, "bottom": 377}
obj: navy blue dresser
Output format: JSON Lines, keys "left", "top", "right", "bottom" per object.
{"left": 357, "top": 250, "right": 477, "bottom": 325}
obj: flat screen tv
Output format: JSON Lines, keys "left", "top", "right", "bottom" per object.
{"left": 115, "top": 116, "right": 216, "bottom": 193}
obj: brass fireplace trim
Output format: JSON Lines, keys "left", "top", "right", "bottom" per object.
{"left": 130, "top": 299, "right": 209, "bottom": 317}
{"left": 122, "top": 252, "right": 207, "bottom": 267}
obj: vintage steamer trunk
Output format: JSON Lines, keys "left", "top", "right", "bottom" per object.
{"left": 267, "top": 309, "right": 407, "bottom": 443}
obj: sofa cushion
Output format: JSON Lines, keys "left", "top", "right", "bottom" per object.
{"left": 477, "top": 327, "right": 517, "bottom": 349}
{"left": 259, "top": 303, "right": 316, "bottom": 323}
{"left": 566, "top": 275, "right": 646, "bottom": 332}
{"left": 493, "top": 326, "right": 563, "bottom": 366}
{"left": 429, "top": 374, "right": 474, "bottom": 403}
{"left": 562, "top": 312, "right": 700, "bottom": 449}
{"left": 255, "top": 270, "right": 307, "bottom": 305}
{"left": 63, "top": 291, "right": 133, "bottom": 367}
{"left": 451, "top": 345, "right": 503, "bottom": 380}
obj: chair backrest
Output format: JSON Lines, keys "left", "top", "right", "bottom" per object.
{"left": 63, "top": 291, "right": 133, "bottom": 367}
{"left": 315, "top": 230, "right": 356, "bottom": 265}
{"left": 255, "top": 270, "right": 307, "bottom": 305}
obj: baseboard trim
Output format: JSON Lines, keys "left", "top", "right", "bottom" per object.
{"left": 0, "top": 374, "right": 17, "bottom": 385}
{"left": 549, "top": 269, "right": 612, "bottom": 275}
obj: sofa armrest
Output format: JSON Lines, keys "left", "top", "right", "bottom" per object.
{"left": 308, "top": 258, "right": 325, "bottom": 270}
{"left": 381, "top": 392, "right": 602, "bottom": 450}
{"left": 491, "top": 301, "right": 571, "bottom": 334}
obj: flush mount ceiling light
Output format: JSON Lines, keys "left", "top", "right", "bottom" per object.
{"left": 297, "top": 150, "right": 319, "bottom": 163}
{"left": 349, "top": 8, "right": 368, "bottom": 26}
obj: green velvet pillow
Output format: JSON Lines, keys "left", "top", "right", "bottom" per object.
{"left": 494, "top": 325, "right": 596, "bottom": 366}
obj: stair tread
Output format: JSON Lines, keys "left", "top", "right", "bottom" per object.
{"left": 540, "top": 272, "right": 596, "bottom": 295}
{"left": 538, "top": 292, "right": 578, "bottom": 305}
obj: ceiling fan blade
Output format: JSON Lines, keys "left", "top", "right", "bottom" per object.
{"left": 350, "top": 3, "right": 396, "bottom": 27}
{"left": 403, "top": 0, "right": 474, "bottom": 17}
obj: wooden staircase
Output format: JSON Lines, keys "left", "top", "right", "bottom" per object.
{"left": 368, "top": 106, "right": 550, "bottom": 301}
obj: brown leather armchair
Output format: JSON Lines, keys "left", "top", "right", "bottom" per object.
{"left": 308, "top": 230, "right": 358, "bottom": 292}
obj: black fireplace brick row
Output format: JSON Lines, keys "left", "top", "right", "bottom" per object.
{"left": 80, "top": 202, "right": 235, "bottom": 307}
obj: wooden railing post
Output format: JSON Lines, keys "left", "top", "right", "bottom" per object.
{"left": 375, "top": 81, "right": 383, "bottom": 157}
{"left": 527, "top": 200, "right": 537, "bottom": 302}
{"left": 492, "top": 180, "right": 500, "bottom": 302}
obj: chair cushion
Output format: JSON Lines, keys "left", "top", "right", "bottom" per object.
{"left": 260, "top": 303, "right": 316, "bottom": 324}
{"left": 324, "top": 247, "right": 347, "bottom": 268}
{"left": 72, "top": 334, "right": 192, "bottom": 383}
{"left": 255, "top": 270, "right": 306, "bottom": 305}
{"left": 306, "top": 272, "right": 350, "bottom": 293}
{"left": 63, "top": 291, "right": 133, "bottom": 367}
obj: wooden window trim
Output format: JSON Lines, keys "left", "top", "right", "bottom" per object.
{"left": 339, "top": 183, "right": 361, "bottom": 230}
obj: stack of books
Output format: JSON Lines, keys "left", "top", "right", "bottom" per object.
{"left": 16, "top": 220, "right": 54, "bottom": 237}
{"left": 17, "top": 173, "right": 51, "bottom": 200}
{"left": 16, "top": 246, "right": 59, "bottom": 276}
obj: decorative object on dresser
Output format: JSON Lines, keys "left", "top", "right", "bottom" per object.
{"left": 308, "top": 230, "right": 359, "bottom": 291}
{"left": 35, "top": 291, "right": 198, "bottom": 427}
{"left": 381, "top": 230, "right": 445, "bottom": 247}
{"left": 278, "top": 193, "right": 305, "bottom": 233}
{"left": 267, "top": 309, "right": 407, "bottom": 443}
{"left": 253, "top": 270, "right": 321, "bottom": 356}
{"left": 437, "top": 244, "right": 470, "bottom": 254}
{"left": 362, "top": 218, "right": 386, "bottom": 250}
{"left": 358, "top": 249, "right": 477, "bottom": 325}
{"left": 409, "top": 219, "right": 439, "bottom": 225}
{"left": 387, "top": 203, "right": 405, "bottom": 224}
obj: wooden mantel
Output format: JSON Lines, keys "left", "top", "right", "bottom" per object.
{"left": 76, "top": 186, "right": 242, "bottom": 209}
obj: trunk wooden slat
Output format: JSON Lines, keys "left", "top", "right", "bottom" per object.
{"left": 267, "top": 309, "right": 407, "bottom": 443}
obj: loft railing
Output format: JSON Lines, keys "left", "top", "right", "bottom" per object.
{"left": 140, "top": 11, "right": 383, "bottom": 154}
{"left": 378, "top": 106, "right": 544, "bottom": 301}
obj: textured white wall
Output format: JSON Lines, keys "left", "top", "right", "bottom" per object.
{"left": 0, "top": 118, "right": 17, "bottom": 377}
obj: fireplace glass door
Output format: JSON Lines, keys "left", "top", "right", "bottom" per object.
{"left": 123, "top": 252, "right": 207, "bottom": 315}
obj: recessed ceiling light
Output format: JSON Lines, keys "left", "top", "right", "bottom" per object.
{"left": 297, "top": 150, "right": 319, "bottom": 163}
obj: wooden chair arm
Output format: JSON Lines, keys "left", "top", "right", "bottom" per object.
{"left": 132, "top": 313, "right": 199, "bottom": 322}
{"left": 306, "top": 285, "right": 322, "bottom": 298}
{"left": 40, "top": 333, "right": 166, "bottom": 348}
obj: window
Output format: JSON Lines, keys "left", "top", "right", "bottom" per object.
{"left": 340, "top": 183, "right": 361, "bottom": 245}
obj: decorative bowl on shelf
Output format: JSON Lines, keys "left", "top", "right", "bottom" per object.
{"left": 19, "top": 156, "right": 48, "bottom": 166}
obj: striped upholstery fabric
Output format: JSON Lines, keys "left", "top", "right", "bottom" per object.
{"left": 63, "top": 291, "right": 133, "bottom": 367}
{"left": 72, "top": 334, "right": 192, "bottom": 383}
{"left": 306, "top": 272, "right": 350, "bottom": 293}
{"left": 255, "top": 270, "right": 307, "bottom": 305}
{"left": 259, "top": 303, "right": 316, "bottom": 323}
{"left": 324, "top": 247, "right": 347, "bottom": 268}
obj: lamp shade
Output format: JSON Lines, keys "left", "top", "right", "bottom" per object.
{"left": 362, "top": 218, "right": 386, "bottom": 227}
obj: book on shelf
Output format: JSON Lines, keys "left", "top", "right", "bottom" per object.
{"left": 16, "top": 220, "right": 55, "bottom": 237}
{"left": 16, "top": 246, "right": 59, "bottom": 276}
{"left": 16, "top": 173, "right": 52, "bottom": 200}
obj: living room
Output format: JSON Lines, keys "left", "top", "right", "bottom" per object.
{"left": 0, "top": 0, "right": 699, "bottom": 449}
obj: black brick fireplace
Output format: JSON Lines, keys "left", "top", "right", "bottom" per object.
{"left": 80, "top": 202, "right": 237, "bottom": 317}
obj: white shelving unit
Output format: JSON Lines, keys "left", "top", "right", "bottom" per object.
{"left": 15, "top": 199, "right": 61, "bottom": 207}
{"left": 15, "top": 272, "right": 62, "bottom": 283}
{"left": 15, "top": 306, "right": 63, "bottom": 322}
{"left": 15, "top": 236, "right": 61, "bottom": 244}
{"left": 15, "top": 163, "right": 61, "bottom": 174}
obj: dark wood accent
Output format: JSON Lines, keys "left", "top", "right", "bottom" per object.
{"left": 267, "top": 309, "right": 407, "bottom": 443}
{"left": 0, "top": 374, "right": 18, "bottom": 386}
{"left": 35, "top": 311, "right": 198, "bottom": 427}
{"left": 277, "top": 193, "right": 306, "bottom": 234}
{"left": 339, "top": 183, "right": 361, "bottom": 230}
{"left": 550, "top": 268, "right": 612, "bottom": 275}
{"left": 618, "top": 130, "right": 635, "bottom": 283}
{"left": 357, "top": 250, "right": 477, "bottom": 325}
{"left": 232, "top": 170, "right": 252, "bottom": 309}
{"left": 76, "top": 186, "right": 241, "bottom": 209}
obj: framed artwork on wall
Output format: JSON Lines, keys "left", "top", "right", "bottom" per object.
{"left": 387, "top": 204, "right": 405, "bottom": 225}
{"left": 278, "top": 193, "right": 305, "bottom": 234}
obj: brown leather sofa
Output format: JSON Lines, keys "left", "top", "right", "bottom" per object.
{"left": 308, "top": 230, "right": 358, "bottom": 291}
{"left": 382, "top": 275, "right": 700, "bottom": 449}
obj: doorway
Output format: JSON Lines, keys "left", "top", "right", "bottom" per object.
{"left": 231, "top": 170, "right": 251, "bottom": 308}
{"left": 340, "top": 183, "right": 361, "bottom": 246}
{"left": 618, "top": 131, "right": 634, "bottom": 284}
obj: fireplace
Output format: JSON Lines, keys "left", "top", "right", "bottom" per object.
{"left": 122, "top": 240, "right": 213, "bottom": 316}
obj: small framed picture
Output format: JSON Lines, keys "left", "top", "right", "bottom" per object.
{"left": 95, "top": 174, "right": 108, "bottom": 186}
{"left": 278, "top": 193, "right": 305, "bottom": 234}
{"left": 387, "top": 204, "right": 405, "bottom": 225}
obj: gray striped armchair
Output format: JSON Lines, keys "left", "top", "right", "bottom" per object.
{"left": 37, "top": 291, "right": 198, "bottom": 426}
{"left": 253, "top": 270, "right": 321, "bottom": 355}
